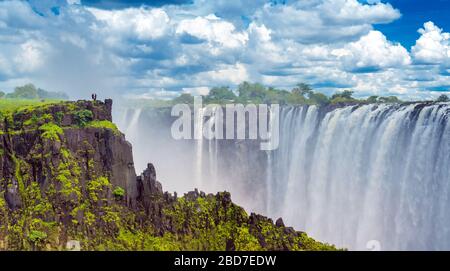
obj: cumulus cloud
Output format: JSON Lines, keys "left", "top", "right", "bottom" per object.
{"left": 319, "top": 0, "right": 400, "bottom": 25}
{"left": 333, "top": 31, "right": 411, "bottom": 72}
{"left": 89, "top": 7, "right": 170, "bottom": 41}
{"left": 80, "top": 0, "right": 191, "bottom": 9}
{"left": 176, "top": 14, "right": 248, "bottom": 49}
{"left": 198, "top": 62, "right": 249, "bottom": 85}
{"left": 412, "top": 21, "right": 450, "bottom": 64}
{"left": 0, "top": 0, "right": 45, "bottom": 29}
{"left": 14, "top": 39, "right": 49, "bottom": 73}
{"left": 253, "top": 0, "right": 400, "bottom": 44}
{"left": 0, "top": 0, "right": 448, "bottom": 99}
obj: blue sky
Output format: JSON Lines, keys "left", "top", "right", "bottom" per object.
{"left": 376, "top": 0, "right": 450, "bottom": 48}
{"left": 0, "top": 0, "right": 449, "bottom": 100}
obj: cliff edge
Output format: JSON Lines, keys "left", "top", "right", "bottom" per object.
{"left": 0, "top": 99, "right": 337, "bottom": 251}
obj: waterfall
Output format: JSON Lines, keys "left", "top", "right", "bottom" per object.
{"left": 194, "top": 107, "right": 204, "bottom": 189}
{"left": 124, "top": 108, "right": 142, "bottom": 144}
{"left": 115, "top": 102, "right": 450, "bottom": 250}
{"left": 271, "top": 103, "right": 450, "bottom": 250}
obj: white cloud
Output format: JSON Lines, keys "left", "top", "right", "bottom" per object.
{"left": 89, "top": 7, "right": 170, "bottom": 41}
{"left": 412, "top": 21, "right": 450, "bottom": 64}
{"left": 176, "top": 14, "right": 248, "bottom": 49}
{"left": 196, "top": 63, "right": 249, "bottom": 85}
{"left": 0, "top": 0, "right": 448, "bottom": 99}
{"left": 246, "top": 22, "right": 287, "bottom": 65}
{"left": 332, "top": 30, "right": 411, "bottom": 72}
{"left": 60, "top": 33, "right": 87, "bottom": 49}
{"left": 14, "top": 39, "right": 48, "bottom": 73}
{"left": 254, "top": 0, "right": 400, "bottom": 44}
{"left": 0, "top": 0, "right": 44, "bottom": 29}
{"left": 0, "top": 54, "right": 12, "bottom": 79}
{"left": 319, "top": 0, "right": 401, "bottom": 25}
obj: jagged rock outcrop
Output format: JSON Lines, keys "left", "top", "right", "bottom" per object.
{"left": 0, "top": 99, "right": 337, "bottom": 251}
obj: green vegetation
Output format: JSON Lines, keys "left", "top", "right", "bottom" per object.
{"left": 3, "top": 83, "right": 68, "bottom": 100}
{"left": 86, "top": 120, "right": 120, "bottom": 135}
{"left": 437, "top": 94, "right": 449, "bottom": 102}
{"left": 74, "top": 109, "right": 93, "bottom": 127}
{"left": 172, "top": 93, "right": 195, "bottom": 104}
{"left": 119, "top": 82, "right": 450, "bottom": 109}
{"left": 204, "top": 86, "right": 236, "bottom": 103}
{"left": 28, "top": 230, "right": 48, "bottom": 245}
{"left": 128, "top": 82, "right": 413, "bottom": 107}
{"left": 159, "top": 193, "right": 337, "bottom": 251}
{"left": 39, "top": 123, "right": 64, "bottom": 141}
{"left": 0, "top": 99, "right": 60, "bottom": 113}
{"left": 113, "top": 187, "right": 125, "bottom": 199}
{"left": 0, "top": 99, "right": 120, "bottom": 140}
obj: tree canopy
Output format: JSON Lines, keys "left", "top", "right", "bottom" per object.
{"left": 3, "top": 84, "right": 68, "bottom": 100}
{"left": 204, "top": 86, "right": 236, "bottom": 103}
{"left": 437, "top": 94, "right": 449, "bottom": 102}
{"left": 169, "top": 82, "right": 410, "bottom": 106}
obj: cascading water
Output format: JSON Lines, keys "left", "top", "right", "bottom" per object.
{"left": 194, "top": 107, "right": 204, "bottom": 189}
{"left": 271, "top": 103, "right": 450, "bottom": 250}
{"left": 115, "top": 102, "right": 450, "bottom": 250}
{"left": 124, "top": 108, "right": 142, "bottom": 144}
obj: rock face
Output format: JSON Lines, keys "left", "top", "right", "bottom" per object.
{"left": 0, "top": 100, "right": 137, "bottom": 208}
{"left": 0, "top": 99, "right": 337, "bottom": 251}
{"left": 63, "top": 127, "right": 137, "bottom": 204}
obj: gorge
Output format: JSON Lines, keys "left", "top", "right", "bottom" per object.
{"left": 116, "top": 101, "right": 450, "bottom": 251}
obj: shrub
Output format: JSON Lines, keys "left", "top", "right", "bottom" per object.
{"left": 86, "top": 120, "right": 120, "bottom": 134}
{"left": 39, "top": 123, "right": 63, "bottom": 141}
{"left": 113, "top": 187, "right": 125, "bottom": 199}
{"left": 74, "top": 109, "right": 93, "bottom": 127}
{"left": 28, "top": 230, "right": 47, "bottom": 244}
{"left": 437, "top": 94, "right": 449, "bottom": 102}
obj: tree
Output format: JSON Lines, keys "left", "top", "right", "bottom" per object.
{"left": 378, "top": 96, "right": 401, "bottom": 103}
{"left": 437, "top": 94, "right": 449, "bottom": 102}
{"left": 292, "top": 83, "right": 312, "bottom": 97}
{"left": 265, "top": 87, "right": 290, "bottom": 104}
{"left": 330, "top": 90, "right": 356, "bottom": 104}
{"left": 366, "top": 96, "right": 379, "bottom": 103}
{"left": 3, "top": 84, "right": 68, "bottom": 100}
{"left": 331, "top": 90, "right": 354, "bottom": 100}
{"left": 308, "top": 92, "right": 330, "bottom": 105}
{"left": 0, "top": 91, "right": 4, "bottom": 99}
{"left": 172, "top": 93, "right": 194, "bottom": 104}
{"left": 205, "top": 86, "right": 236, "bottom": 103}
{"left": 6, "top": 83, "right": 39, "bottom": 99}
{"left": 237, "top": 82, "right": 267, "bottom": 103}
{"left": 37, "top": 88, "right": 69, "bottom": 100}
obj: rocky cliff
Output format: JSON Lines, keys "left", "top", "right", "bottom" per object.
{"left": 0, "top": 100, "right": 336, "bottom": 251}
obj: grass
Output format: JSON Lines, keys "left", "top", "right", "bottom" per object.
{"left": 0, "top": 99, "right": 62, "bottom": 113}
{"left": 86, "top": 120, "right": 120, "bottom": 135}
